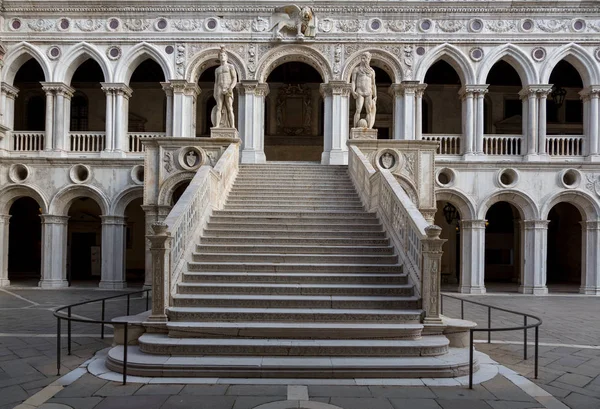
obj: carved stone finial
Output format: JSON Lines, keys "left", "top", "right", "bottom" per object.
{"left": 425, "top": 225, "right": 442, "bottom": 239}
{"left": 152, "top": 222, "right": 168, "bottom": 235}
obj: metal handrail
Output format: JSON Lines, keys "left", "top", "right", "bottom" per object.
{"left": 53, "top": 289, "right": 151, "bottom": 385}
{"left": 441, "top": 293, "right": 542, "bottom": 388}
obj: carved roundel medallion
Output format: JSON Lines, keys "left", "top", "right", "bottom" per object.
{"left": 520, "top": 19, "right": 534, "bottom": 32}
{"left": 178, "top": 147, "right": 205, "bottom": 171}
{"left": 376, "top": 149, "right": 402, "bottom": 173}
{"left": 595, "top": 48, "right": 600, "bottom": 62}
{"left": 571, "top": 19, "right": 585, "bottom": 32}
{"left": 47, "top": 46, "right": 61, "bottom": 60}
{"left": 418, "top": 19, "right": 433, "bottom": 33}
{"left": 469, "top": 47, "right": 484, "bottom": 62}
{"left": 155, "top": 17, "right": 168, "bottom": 31}
{"left": 532, "top": 47, "right": 546, "bottom": 62}
{"left": 205, "top": 18, "right": 219, "bottom": 31}
{"left": 107, "top": 46, "right": 122, "bottom": 60}
{"left": 107, "top": 17, "right": 121, "bottom": 31}
{"left": 416, "top": 46, "right": 426, "bottom": 56}
{"left": 10, "top": 19, "right": 22, "bottom": 31}
{"left": 468, "top": 19, "right": 483, "bottom": 33}
{"left": 58, "top": 18, "right": 71, "bottom": 31}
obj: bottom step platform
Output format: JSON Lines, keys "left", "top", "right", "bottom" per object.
{"left": 105, "top": 345, "right": 477, "bottom": 378}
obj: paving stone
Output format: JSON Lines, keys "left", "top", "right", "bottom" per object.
{"left": 534, "top": 383, "right": 571, "bottom": 398}
{"left": 563, "top": 392, "right": 600, "bottom": 409}
{"left": 179, "top": 384, "right": 229, "bottom": 395}
{"left": 93, "top": 382, "right": 142, "bottom": 397}
{"left": 20, "top": 376, "right": 58, "bottom": 391}
{"left": 429, "top": 385, "right": 496, "bottom": 400}
{"left": 330, "top": 397, "right": 394, "bottom": 409}
{"left": 161, "top": 395, "right": 236, "bottom": 409}
{"left": 389, "top": 398, "right": 442, "bottom": 409}
{"left": 555, "top": 372, "right": 593, "bottom": 387}
{"left": 369, "top": 386, "right": 436, "bottom": 398}
{"left": 134, "top": 384, "right": 184, "bottom": 395}
{"left": 0, "top": 385, "right": 28, "bottom": 406}
{"left": 232, "top": 396, "right": 283, "bottom": 409}
{"left": 93, "top": 395, "right": 169, "bottom": 409}
{"left": 47, "top": 397, "right": 104, "bottom": 409}
{"left": 481, "top": 375, "right": 537, "bottom": 402}
{"left": 54, "top": 374, "right": 108, "bottom": 398}
{"left": 548, "top": 381, "right": 600, "bottom": 399}
{"left": 226, "top": 385, "right": 287, "bottom": 396}
{"left": 484, "top": 402, "right": 544, "bottom": 409}
{"left": 436, "top": 399, "right": 493, "bottom": 409}
{"left": 309, "top": 385, "right": 372, "bottom": 397}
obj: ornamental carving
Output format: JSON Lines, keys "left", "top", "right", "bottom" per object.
{"left": 125, "top": 18, "right": 150, "bottom": 31}
{"left": 224, "top": 19, "right": 249, "bottom": 32}
{"left": 486, "top": 20, "right": 515, "bottom": 32}
{"left": 175, "top": 44, "right": 186, "bottom": 78}
{"left": 248, "top": 43, "right": 257, "bottom": 73}
{"left": 275, "top": 84, "right": 312, "bottom": 135}
{"left": 537, "top": 19, "right": 566, "bottom": 33}
{"left": 387, "top": 20, "right": 414, "bottom": 32}
{"left": 403, "top": 152, "right": 416, "bottom": 177}
{"left": 318, "top": 18, "right": 334, "bottom": 33}
{"left": 163, "top": 151, "right": 174, "bottom": 173}
{"left": 252, "top": 17, "right": 269, "bottom": 32}
{"left": 437, "top": 20, "right": 464, "bottom": 33}
{"left": 333, "top": 44, "right": 342, "bottom": 75}
{"left": 586, "top": 174, "right": 600, "bottom": 197}
{"left": 28, "top": 19, "right": 54, "bottom": 31}
{"left": 270, "top": 5, "right": 316, "bottom": 40}
{"left": 173, "top": 19, "right": 201, "bottom": 31}
{"left": 76, "top": 19, "right": 102, "bottom": 31}
{"left": 344, "top": 44, "right": 360, "bottom": 59}
{"left": 337, "top": 19, "right": 361, "bottom": 33}
{"left": 589, "top": 23, "right": 600, "bottom": 32}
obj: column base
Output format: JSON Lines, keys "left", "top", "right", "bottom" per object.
{"left": 579, "top": 286, "right": 600, "bottom": 295}
{"left": 459, "top": 285, "right": 486, "bottom": 294}
{"left": 350, "top": 128, "right": 377, "bottom": 140}
{"left": 321, "top": 150, "right": 348, "bottom": 165}
{"left": 38, "top": 279, "right": 69, "bottom": 289}
{"left": 99, "top": 280, "right": 127, "bottom": 290}
{"left": 241, "top": 149, "right": 266, "bottom": 164}
{"left": 210, "top": 127, "right": 239, "bottom": 139}
{"left": 0, "top": 278, "right": 10, "bottom": 287}
{"left": 519, "top": 285, "right": 548, "bottom": 295}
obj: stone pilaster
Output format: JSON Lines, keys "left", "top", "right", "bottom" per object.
{"left": 581, "top": 221, "right": 600, "bottom": 295}
{"left": 147, "top": 222, "right": 172, "bottom": 322}
{"left": 389, "top": 81, "right": 424, "bottom": 141}
{"left": 237, "top": 81, "right": 269, "bottom": 164}
{"left": 162, "top": 80, "right": 201, "bottom": 138}
{"left": 459, "top": 87, "right": 475, "bottom": 155}
{"left": 422, "top": 225, "right": 446, "bottom": 325}
{"left": 320, "top": 81, "right": 352, "bottom": 164}
{"left": 0, "top": 83, "right": 18, "bottom": 151}
{"left": 39, "top": 215, "right": 69, "bottom": 289}
{"left": 535, "top": 85, "right": 553, "bottom": 157}
{"left": 0, "top": 215, "right": 11, "bottom": 287}
{"left": 520, "top": 220, "right": 549, "bottom": 294}
{"left": 459, "top": 220, "right": 487, "bottom": 294}
{"left": 99, "top": 215, "right": 127, "bottom": 289}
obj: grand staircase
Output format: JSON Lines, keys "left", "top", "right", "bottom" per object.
{"left": 108, "top": 163, "right": 471, "bottom": 378}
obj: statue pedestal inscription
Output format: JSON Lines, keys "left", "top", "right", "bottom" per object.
{"left": 350, "top": 127, "right": 378, "bottom": 140}
{"left": 210, "top": 127, "right": 239, "bottom": 139}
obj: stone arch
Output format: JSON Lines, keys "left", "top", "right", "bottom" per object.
{"left": 49, "top": 185, "right": 110, "bottom": 216}
{"left": 0, "top": 184, "right": 48, "bottom": 215}
{"left": 477, "top": 44, "right": 537, "bottom": 85}
{"left": 394, "top": 175, "right": 419, "bottom": 206}
{"left": 186, "top": 47, "right": 248, "bottom": 83}
{"left": 110, "top": 186, "right": 144, "bottom": 217}
{"left": 415, "top": 43, "right": 475, "bottom": 85}
{"left": 54, "top": 42, "right": 112, "bottom": 84}
{"left": 157, "top": 172, "right": 195, "bottom": 206}
{"left": 342, "top": 48, "right": 403, "bottom": 84}
{"left": 540, "top": 43, "right": 598, "bottom": 87}
{"left": 115, "top": 42, "right": 173, "bottom": 84}
{"left": 478, "top": 189, "right": 539, "bottom": 220}
{"left": 2, "top": 42, "right": 51, "bottom": 85}
{"left": 540, "top": 190, "right": 600, "bottom": 221}
{"left": 435, "top": 188, "right": 477, "bottom": 220}
{"left": 256, "top": 45, "right": 332, "bottom": 83}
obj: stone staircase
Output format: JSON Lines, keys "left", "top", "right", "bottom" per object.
{"left": 109, "top": 163, "right": 471, "bottom": 378}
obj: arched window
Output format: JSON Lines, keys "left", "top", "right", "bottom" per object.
{"left": 70, "top": 93, "right": 89, "bottom": 131}
{"left": 26, "top": 94, "right": 45, "bottom": 131}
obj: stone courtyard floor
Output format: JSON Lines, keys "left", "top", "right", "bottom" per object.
{"left": 0, "top": 286, "right": 598, "bottom": 409}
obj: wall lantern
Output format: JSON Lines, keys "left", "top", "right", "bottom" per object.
{"left": 443, "top": 202, "right": 459, "bottom": 225}
{"left": 550, "top": 85, "right": 567, "bottom": 109}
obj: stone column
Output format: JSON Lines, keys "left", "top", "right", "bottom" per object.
{"left": 238, "top": 81, "right": 268, "bottom": 164}
{"left": 422, "top": 226, "right": 445, "bottom": 325}
{"left": 114, "top": 84, "right": 132, "bottom": 152}
{"left": 519, "top": 85, "right": 544, "bottom": 159}
{"left": 320, "top": 81, "right": 352, "bottom": 165}
{"left": 42, "top": 87, "right": 54, "bottom": 151}
{"left": 99, "top": 215, "right": 127, "bottom": 289}
{"left": 390, "top": 81, "right": 420, "bottom": 140}
{"left": 474, "top": 85, "right": 489, "bottom": 154}
{"left": 580, "top": 86, "right": 600, "bottom": 159}
{"left": 459, "top": 87, "right": 475, "bottom": 155}
{"left": 1, "top": 83, "right": 19, "bottom": 151}
{"left": 0, "top": 215, "right": 11, "bottom": 287}
{"left": 581, "top": 221, "right": 600, "bottom": 295}
{"left": 164, "top": 80, "right": 200, "bottom": 138}
{"left": 147, "top": 222, "right": 172, "bottom": 322}
{"left": 52, "top": 84, "right": 75, "bottom": 151}
{"left": 415, "top": 84, "right": 426, "bottom": 140}
{"left": 162, "top": 82, "right": 174, "bottom": 136}
{"left": 459, "top": 220, "right": 486, "bottom": 294}
{"left": 141, "top": 204, "right": 171, "bottom": 288}
{"left": 100, "top": 83, "right": 115, "bottom": 152}
{"left": 536, "top": 85, "right": 552, "bottom": 157}
{"left": 39, "top": 215, "right": 69, "bottom": 289}
{"left": 519, "top": 220, "right": 549, "bottom": 294}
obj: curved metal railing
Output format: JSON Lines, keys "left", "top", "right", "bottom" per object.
{"left": 441, "top": 293, "right": 542, "bottom": 388}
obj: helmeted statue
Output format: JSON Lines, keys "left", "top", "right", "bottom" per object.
{"left": 351, "top": 52, "right": 377, "bottom": 129}
{"left": 211, "top": 46, "right": 238, "bottom": 128}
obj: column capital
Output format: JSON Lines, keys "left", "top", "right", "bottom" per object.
{"left": 40, "top": 214, "right": 70, "bottom": 224}
{"left": 40, "top": 82, "right": 75, "bottom": 98}
{"left": 459, "top": 84, "right": 488, "bottom": 99}
{"left": 100, "top": 215, "right": 127, "bottom": 225}
{"left": 319, "top": 81, "right": 352, "bottom": 97}
{"left": 519, "top": 84, "right": 553, "bottom": 99}
{"left": 162, "top": 80, "right": 201, "bottom": 96}
{"left": 101, "top": 82, "right": 133, "bottom": 98}
{"left": 388, "top": 81, "right": 425, "bottom": 97}
{"left": 1, "top": 82, "right": 19, "bottom": 99}
{"left": 0, "top": 214, "right": 11, "bottom": 224}
{"left": 522, "top": 219, "right": 550, "bottom": 229}
{"left": 579, "top": 86, "right": 600, "bottom": 100}
{"left": 581, "top": 220, "right": 600, "bottom": 230}
{"left": 460, "top": 219, "right": 487, "bottom": 229}
{"left": 237, "top": 81, "right": 269, "bottom": 97}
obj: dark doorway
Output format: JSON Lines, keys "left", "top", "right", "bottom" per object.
{"left": 8, "top": 197, "right": 42, "bottom": 281}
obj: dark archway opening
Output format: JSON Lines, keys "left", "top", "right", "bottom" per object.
{"left": 485, "top": 61, "right": 523, "bottom": 139}
{"left": 484, "top": 202, "right": 521, "bottom": 291}
{"left": 171, "top": 181, "right": 191, "bottom": 206}
{"left": 14, "top": 59, "right": 46, "bottom": 133}
{"left": 434, "top": 201, "right": 461, "bottom": 287}
{"left": 67, "top": 198, "right": 102, "bottom": 285}
{"left": 8, "top": 197, "right": 42, "bottom": 283}
{"left": 547, "top": 61, "right": 583, "bottom": 137}
{"left": 547, "top": 202, "right": 582, "bottom": 292}
{"left": 124, "top": 198, "right": 145, "bottom": 284}
{"left": 129, "top": 59, "right": 167, "bottom": 133}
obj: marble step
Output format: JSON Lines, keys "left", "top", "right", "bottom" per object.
{"left": 229, "top": 187, "right": 358, "bottom": 194}
{"left": 229, "top": 182, "right": 356, "bottom": 189}
{"left": 181, "top": 272, "right": 407, "bottom": 285}
{"left": 227, "top": 191, "right": 360, "bottom": 198}
{"left": 171, "top": 294, "right": 420, "bottom": 309}
{"left": 226, "top": 197, "right": 362, "bottom": 204}
{"left": 195, "top": 244, "right": 395, "bottom": 255}
{"left": 225, "top": 200, "right": 363, "bottom": 207}
{"left": 225, "top": 204, "right": 365, "bottom": 211}
{"left": 191, "top": 253, "right": 398, "bottom": 265}
{"left": 198, "top": 236, "right": 390, "bottom": 246}
{"left": 167, "top": 306, "right": 423, "bottom": 323}
{"left": 186, "top": 262, "right": 403, "bottom": 273}
{"left": 204, "top": 222, "right": 384, "bottom": 232}
{"left": 201, "top": 228, "right": 387, "bottom": 238}
{"left": 137, "top": 334, "right": 448, "bottom": 357}
{"left": 212, "top": 210, "right": 375, "bottom": 218}
{"left": 207, "top": 215, "right": 380, "bottom": 225}
{"left": 165, "top": 321, "right": 423, "bottom": 339}
{"left": 177, "top": 283, "right": 414, "bottom": 296}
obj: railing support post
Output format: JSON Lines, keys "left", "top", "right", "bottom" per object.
{"left": 422, "top": 226, "right": 446, "bottom": 325}
{"left": 56, "top": 317, "right": 61, "bottom": 376}
{"left": 535, "top": 326, "right": 539, "bottom": 379}
{"left": 101, "top": 300, "right": 105, "bottom": 339}
{"left": 67, "top": 307, "right": 72, "bottom": 355}
{"left": 524, "top": 316, "right": 528, "bottom": 360}
{"left": 123, "top": 324, "right": 128, "bottom": 385}
{"left": 469, "top": 329, "right": 474, "bottom": 389}
{"left": 147, "top": 222, "right": 172, "bottom": 323}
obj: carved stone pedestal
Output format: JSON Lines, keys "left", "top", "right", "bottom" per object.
{"left": 210, "top": 127, "right": 239, "bottom": 139}
{"left": 350, "top": 127, "right": 377, "bottom": 140}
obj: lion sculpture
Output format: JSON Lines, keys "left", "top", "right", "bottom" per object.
{"left": 270, "top": 5, "right": 316, "bottom": 40}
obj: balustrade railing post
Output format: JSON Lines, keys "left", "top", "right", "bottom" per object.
{"left": 422, "top": 226, "right": 446, "bottom": 325}
{"left": 67, "top": 307, "right": 72, "bottom": 355}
